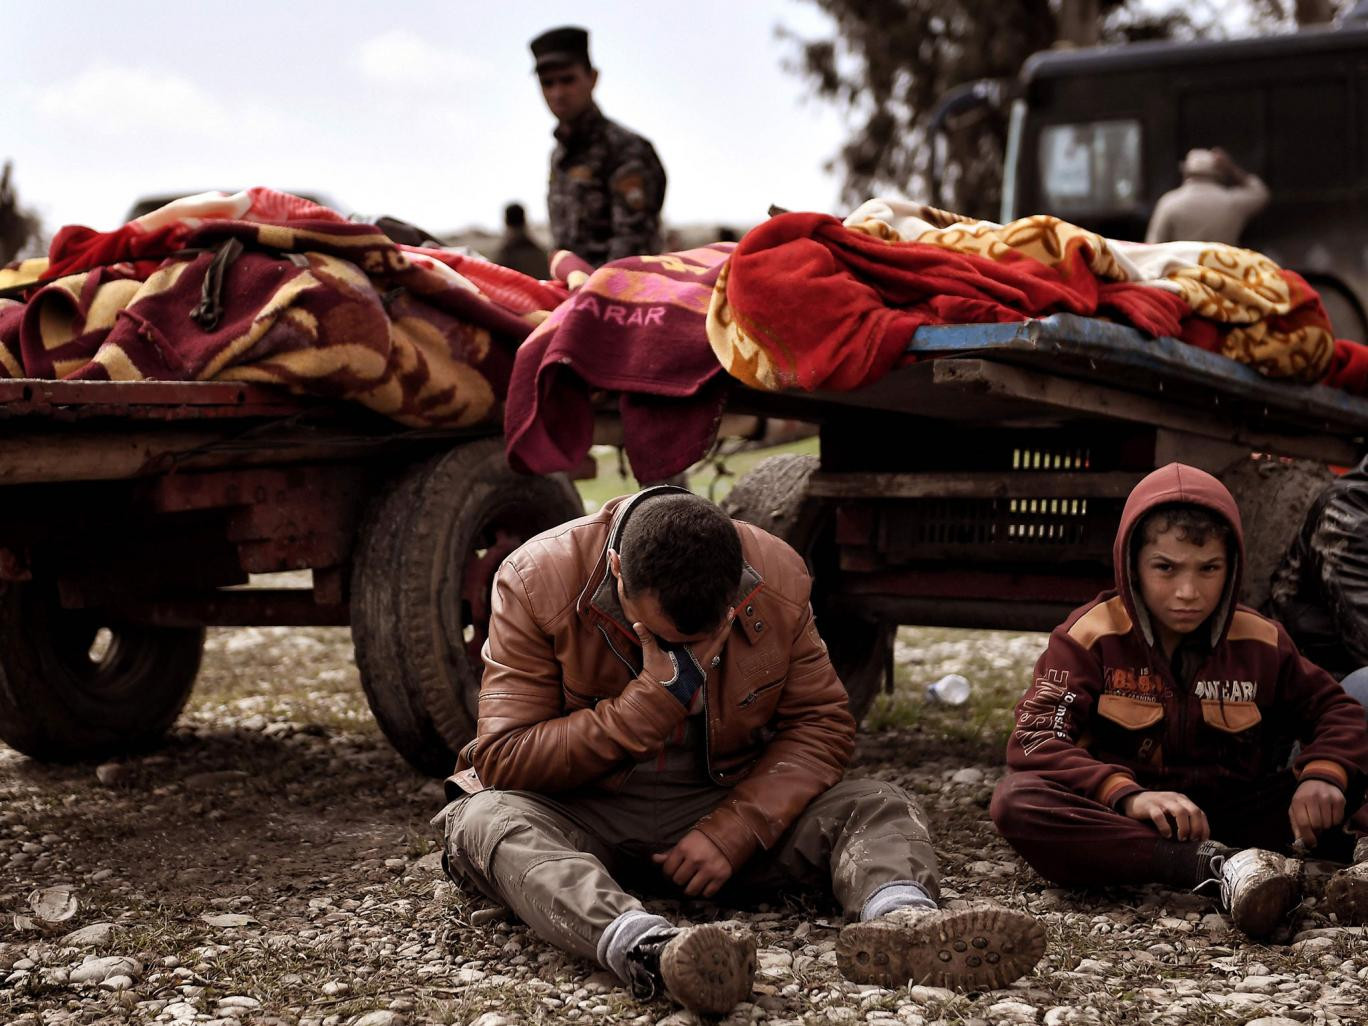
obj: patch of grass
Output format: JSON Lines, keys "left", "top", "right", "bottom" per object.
{"left": 575, "top": 436, "right": 819, "bottom": 513}
{"left": 864, "top": 626, "right": 1048, "bottom": 758}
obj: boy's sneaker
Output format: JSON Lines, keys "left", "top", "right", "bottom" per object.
{"left": 624, "top": 923, "right": 756, "bottom": 1014}
{"left": 1323, "top": 839, "right": 1368, "bottom": 926}
{"left": 836, "top": 900, "right": 1045, "bottom": 991}
{"left": 1211, "top": 848, "right": 1301, "bottom": 938}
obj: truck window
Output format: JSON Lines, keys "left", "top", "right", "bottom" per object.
{"left": 1038, "top": 119, "right": 1142, "bottom": 216}
{"left": 1269, "top": 79, "right": 1351, "bottom": 192}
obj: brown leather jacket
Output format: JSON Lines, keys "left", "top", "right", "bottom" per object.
{"left": 452, "top": 488, "right": 856, "bottom": 869}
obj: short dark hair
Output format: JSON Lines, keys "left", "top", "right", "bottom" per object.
{"left": 504, "top": 203, "right": 527, "bottom": 229}
{"left": 619, "top": 494, "right": 742, "bottom": 635}
{"left": 1136, "top": 502, "right": 1233, "bottom": 552}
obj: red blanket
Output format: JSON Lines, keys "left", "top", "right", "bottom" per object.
{"left": 504, "top": 244, "right": 734, "bottom": 482}
{"left": 712, "top": 211, "right": 1195, "bottom": 392}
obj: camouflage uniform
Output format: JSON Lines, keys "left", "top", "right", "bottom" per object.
{"left": 548, "top": 104, "right": 666, "bottom": 267}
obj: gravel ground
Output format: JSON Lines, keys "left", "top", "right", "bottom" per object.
{"left": 2, "top": 623, "right": 1367, "bottom": 1026}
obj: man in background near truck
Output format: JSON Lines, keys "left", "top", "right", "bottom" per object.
{"left": 1145, "top": 147, "right": 1269, "bottom": 245}
{"left": 531, "top": 26, "right": 666, "bottom": 267}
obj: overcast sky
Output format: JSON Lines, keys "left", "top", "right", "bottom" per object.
{"left": 7, "top": 1, "right": 849, "bottom": 236}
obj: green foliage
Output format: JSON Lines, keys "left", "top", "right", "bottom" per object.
{"left": 782, "top": 0, "right": 1324, "bottom": 218}
{"left": 574, "top": 435, "right": 820, "bottom": 512}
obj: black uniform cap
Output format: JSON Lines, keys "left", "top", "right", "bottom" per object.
{"left": 530, "top": 26, "right": 591, "bottom": 73}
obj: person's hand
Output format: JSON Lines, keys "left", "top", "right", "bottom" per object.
{"left": 632, "top": 622, "right": 676, "bottom": 684}
{"left": 632, "top": 606, "right": 735, "bottom": 685}
{"left": 652, "top": 829, "right": 733, "bottom": 897}
{"left": 1120, "top": 790, "right": 1210, "bottom": 841}
{"left": 1289, "top": 779, "right": 1346, "bottom": 847}
{"left": 1208, "top": 147, "right": 1243, "bottom": 186}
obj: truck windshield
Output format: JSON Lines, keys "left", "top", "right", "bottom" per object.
{"left": 1037, "top": 119, "right": 1143, "bottom": 217}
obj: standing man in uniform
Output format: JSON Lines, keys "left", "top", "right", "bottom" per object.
{"left": 530, "top": 26, "right": 667, "bottom": 267}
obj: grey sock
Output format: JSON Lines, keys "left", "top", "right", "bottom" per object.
{"left": 1195, "top": 840, "right": 1236, "bottom": 883}
{"left": 598, "top": 909, "right": 677, "bottom": 985}
{"left": 860, "top": 880, "right": 937, "bottom": 922}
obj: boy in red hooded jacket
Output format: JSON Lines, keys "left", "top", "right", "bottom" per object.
{"left": 991, "top": 463, "right": 1368, "bottom": 937}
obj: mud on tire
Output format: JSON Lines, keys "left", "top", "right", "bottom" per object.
{"left": 350, "top": 438, "right": 584, "bottom": 777}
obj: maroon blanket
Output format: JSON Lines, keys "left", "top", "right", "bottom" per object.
{"left": 504, "top": 244, "right": 734, "bottom": 482}
{"left": 0, "top": 218, "right": 535, "bottom": 427}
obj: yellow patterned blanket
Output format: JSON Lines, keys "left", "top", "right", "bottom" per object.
{"left": 708, "top": 198, "right": 1342, "bottom": 393}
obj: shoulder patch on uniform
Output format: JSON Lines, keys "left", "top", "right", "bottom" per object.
{"left": 1226, "top": 609, "right": 1279, "bottom": 647}
{"left": 614, "top": 173, "right": 646, "bottom": 210}
{"left": 1067, "top": 596, "right": 1132, "bottom": 649}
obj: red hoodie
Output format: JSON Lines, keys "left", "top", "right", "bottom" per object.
{"left": 1007, "top": 463, "right": 1368, "bottom": 810}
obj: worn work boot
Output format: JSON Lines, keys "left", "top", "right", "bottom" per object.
{"left": 836, "top": 900, "right": 1046, "bottom": 991}
{"left": 625, "top": 923, "right": 756, "bottom": 1014}
{"left": 1212, "top": 848, "right": 1301, "bottom": 938}
{"left": 1323, "top": 838, "right": 1368, "bottom": 926}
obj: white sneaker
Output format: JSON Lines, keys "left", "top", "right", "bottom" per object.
{"left": 1214, "top": 848, "right": 1301, "bottom": 938}
{"left": 1325, "top": 861, "right": 1368, "bottom": 926}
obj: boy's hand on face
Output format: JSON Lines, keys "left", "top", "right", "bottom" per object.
{"left": 1120, "top": 791, "right": 1211, "bottom": 841}
{"left": 652, "top": 829, "right": 733, "bottom": 897}
{"left": 1289, "top": 779, "right": 1346, "bottom": 846}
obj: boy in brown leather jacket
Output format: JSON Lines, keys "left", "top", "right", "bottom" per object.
{"left": 991, "top": 464, "right": 1368, "bottom": 938}
{"left": 439, "top": 487, "right": 1043, "bottom": 1014}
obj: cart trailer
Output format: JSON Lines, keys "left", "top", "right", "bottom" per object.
{"left": 0, "top": 380, "right": 582, "bottom": 776}
{"left": 715, "top": 313, "right": 1366, "bottom": 720}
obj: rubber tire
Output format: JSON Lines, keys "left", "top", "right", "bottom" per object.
{"left": 1315, "top": 282, "right": 1368, "bottom": 346}
{"left": 722, "top": 454, "right": 892, "bottom": 724}
{"left": 350, "top": 438, "right": 584, "bottom": 777}
{"left": 1217, "top": 456, "right": 1333, "bottom": 611}
{"left": 0, "top": 581, "right": 203, "bottom": 762}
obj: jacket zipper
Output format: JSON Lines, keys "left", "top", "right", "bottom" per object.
{"left": 702, "top": 669, "right": 720, "bottom": 784}
{"left": 563, "top": 682, "right": 599, "bottom": 706}
{"left": 738, "top": 679, "right": 784, "bottom": 707}
{"left": 597, "top": 623, "right": 639, "bottom": 678}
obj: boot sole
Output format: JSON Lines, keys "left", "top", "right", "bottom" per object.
{"left": 836, "top": 906, "right": 1045, "bottom": 991}
{"left": 1232, "top": 871, "right": 1299, "bottom": 938}
{"left": 660, "top": 923, "right": 757, "bottom": 1015}
{"left": 1324, "top": 869, "right": 1368, "bottom": 926}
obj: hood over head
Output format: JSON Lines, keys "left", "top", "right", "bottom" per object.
{"left": 1113, "top": 462, "right": 1245, "bottom": 649}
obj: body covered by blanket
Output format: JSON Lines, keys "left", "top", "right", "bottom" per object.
{"left": 504, "top": 244, "right": 734, "bottom": 482}
{"left": 0, "top": 189, "right": 565, "bottom": 428}
{"left": 708, "top": 198, "right": 1341, "bottom": 393}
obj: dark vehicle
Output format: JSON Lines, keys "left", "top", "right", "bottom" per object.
{"left": 1000, "top": 18, "right": 1368, "bottom": 342}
